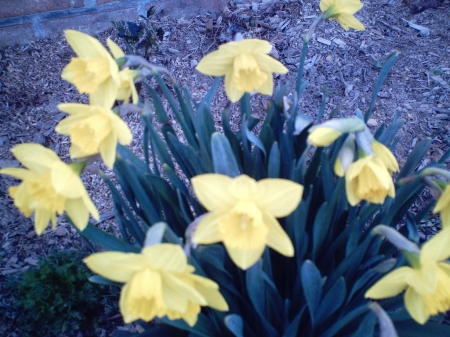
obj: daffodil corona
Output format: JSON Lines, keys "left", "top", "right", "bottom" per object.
{"left": 366, "top": 229, "right": 450, "bottom": 324}
{"left": 84, "top": 244, "right": 228, "bottom": 325}
{"left": 345, "top": 155, "right": 395, "bottom": 206}
{"left": 0, "top": 144, "right": 99, "bottom": 234}
{"left": 191, "top": 174, "right": 303, "bottom": 269}
{"left": 320, "top": 0, "right": 365, "bottom": 31}
{"left": 56, "top": 103, "right": 133, "bottom": 169}
{"left": 196, "top": 39, "right": 288, "bottom": 102}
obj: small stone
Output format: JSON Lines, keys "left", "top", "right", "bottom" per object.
{"left": 190, "top": 59, "right": 198, "bottom": 68}
{"left": 367, "top": 118, "right": 378, "bottom": 127}
{"left": 325, "top": 55, "right": 333, "bottom": 62}
{"left": 24, "top": 257, "right": 39, "bottom": 266}
{"left": 55, "top": 226, "right": 68, "bottom": 237}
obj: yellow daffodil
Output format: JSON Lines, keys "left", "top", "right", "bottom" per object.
{"left": 106, "top": 39, "right": 139, "bottom": 104}
{"left": 84, "top": 243, "right": 228, "bottom": 325}
{"left": 365, "top": 228, "right": 450, "bottom": 324}
{"left": 191, "top": 174, "right": 303, "bottom": 269}
{"left": 196, "top": 39, "right": 288, "bottom": 102}
{"left": 345, "top": 155, "right": 395, "bottom": 206}
{"left": 433, "top": 185, "right": 450, "bottom": 229}
{"left": 372, "top": 140, "right": 399, "bottom": 174}
{"left": 0, "top": 144, "right": 99, "bottom": 234}
{"left": 56, "top": 103, "right": 132, "bottom": 169}
{"left": 320, "top": 0, "right": 365, "bottom": 31}
{"left": 62, "top": 30, "right": 120, "bottom": 108}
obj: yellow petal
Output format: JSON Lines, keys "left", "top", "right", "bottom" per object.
{"left": 421, "top": 228, "right": 450, "bottom": 263}
{"left": 191, "top": 174, "right": 236, "bottom": 211}
{"left": 50, "top": 161, "right": 84, "bottom": 199}
{"left": 89, "top": 77, "right": 119, "bottom": 109}
{"left": 334, "top": 157, "right": 344, "bottom": 177}
{"left": 226, "top": 245, "right": 266, "bottom": 270}
{"left": 372, "top": 140, "right": 399, "bottom": 173}
{"left": 263, "top": 213, "right": 294, "bottom": 257}
{"left": 255, "top": 75, "right": 273, "bottom": 96}
{"left": 110, "top": 112, "right": 133, "bottom": 145}
{"left": 404, "top": 287, "right": 429, "bottom": 325}
{"left": 12, "top": 143, "right": 59, "bottom": 173}
{"left": 119, "top": 283, "right": 140, "bottom": 323}
{"left": 237, "top": 39, "right": 272, "bottom": 54}
{"left": 336, "top": 12, "right": 365, "bottom": 31}
{"left": 224, "top": 67, "right": 245, "bottom": 102}
{"left": 365, "top": 267, "right": 411, "bottom": 299}
{"left": 308, "top": 128, "right": 342, "bottom": 147}
{"left": 107, "top": 38, "right": 125, "bottom": 58}
{"left": 433, "top": 185, "right": 450, "bottom": 213}
{"left": 191, "top": 274, "right": 229, "bottom": 311}
{"left": 65, "top": 198, "right": 90, "bottom": 231}
{"left": 196, "top": 50, "right": 234, "bottom": 76}
{"left": 83, "top": 251, "right": 145, "bottom": 283}
{"left": 34, "top": 209, "right": 53, "bottom": 235}
{"left": 142, "top": 244, "right": 188, "bottom": 271}
{"left": 256, "top": 179, "right": 303, "bottom": 217}
{"left": 57, "top": 103, "right": 92, "bottom": 116}
{"left": 0, "top": 167, "right": 36, "bottom": 181}
{"left": 193, "top": 211, "right": 226, "bottom": 245}
{"left": 252, "top": 53, "right": 288, "bottom": 74}
{"left": 99, "top": 132, "right": 117, "bottom": 169}
{"left": 345, "top": 176, "right": 361, "bottom": 206}
{"left": 65, "top": 30, "right": 111, "bottom": 58}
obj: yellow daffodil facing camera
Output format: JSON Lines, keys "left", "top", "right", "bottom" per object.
{"left": 0, "top": 144, "right": 99, "bottom": 235}
{"left": 196, "top": 39, "right": 288, "bottom": 102}
{"left": 320, "top": 0, "right": 365, "bottom": 31}
{"left": 62, "top": 30, "right": 120, "bottom": 108}
{"left": 191, "top": 174, "right": 303, "bottom": 270}
{"left": 62, "top": 30, "right": 139, "bottom": 107}
{"left": 56, "top": 103, "right": 133, "bottom": 169}
{"left": 365, "top": 228, "right": 450, "bottom": 324}
{"left": 345, "top": 155, "right": 395, "bottom": 206}
{"left": 84, "top": 244, "right": 228, "bottom": 326}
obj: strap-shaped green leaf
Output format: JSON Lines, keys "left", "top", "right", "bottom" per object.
{"left": 211, "top": 133, "right": 240, "bottom": 178}
{"left": 315, "top": 277, "right": 346, "bottom": 324}
{"left": 81, "top": 223, "right": 139, "bottom": 253}
{"left": 301, "top": 260, "right": 323, "bottom": 327}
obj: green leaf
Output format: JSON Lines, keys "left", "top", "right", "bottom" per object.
{"left": 397, "top": 138, "right": 432, "bottom": 179}
{"left": 315, "top": 277, "right": 346, "bottom": 324}
{"left": 365, "top": 51, "right": 399, "bottom": 122}
{"left": 268, "top": 142, "right": 280, "bottom": 178}
{"left": 81, "top": 223, "right": 139, "bottom": 253}
{"left": 350, "top": 312, "right": 376, "bottom": 337}
{"left": 301, "top": 260, "right": 323, "bottom": 327}
{"left": 394, "top": 320, "right": 450, "bottom": 336}
{"left": 320, "top": 305, "right": 369, "bottom": 337}
{"left": 211, "top": 133, "right": 240, "bottom": 177}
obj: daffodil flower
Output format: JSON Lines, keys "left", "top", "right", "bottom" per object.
{"left": 56, "top": 103, "right": 133, "bottom": 169}
{"left": 307, "top": 117, "right": 365, "bottom": 147}
{"left": 320, "top": 0, "right": 365, "bottom": 31}
{"left": 0, "top": 143, "right": 99, "bottom": 234}
{"left": 196, "top": 39, "right": 288, "bottom": 102}
{"left": 84, "top": 243, "right": 228, "bottom": 326}
{"left": 345, "top": 155, "right": 395, "bottom": 205}
{"left": 191, "top": 174, "right": 303, "bottom": 269}
{"left": 62, "top": 30, "right": 121, "bottom": 108}
{"left": 365, "top": 228, "right": 450, "bottom": 324}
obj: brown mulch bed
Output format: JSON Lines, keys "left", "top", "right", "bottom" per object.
{"left": 1, "top": 0, "right": 449, "bottom": 335}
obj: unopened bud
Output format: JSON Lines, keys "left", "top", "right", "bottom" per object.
{"left": 372, "top": 225, "right": 420, "bottom": 254}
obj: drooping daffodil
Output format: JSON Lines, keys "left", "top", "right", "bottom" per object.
{"left": 196, "top": 39, "right": 288, "bottom": 102}
{"left": 366, "top": 227, "right": 450, "bottom": 325}
{"left": 191, "top": 174, "right": 303, "bottom": 269}
{"left": 345, "top": 155, "right": 395, "bottom": 206}
{"left": 0, "top": 143, "right": 99, "bottom": 234}
{"left": 56, "top": 103, "right": 133, "bottom": 169}
{"left": 319, "top": 0, "right": 365, "bottom": 31}
{"left": 307, "top": 117, "right": 365, "bottom": 147}
{"left": 84, "top": 243, "right": 228, "bottom": 326}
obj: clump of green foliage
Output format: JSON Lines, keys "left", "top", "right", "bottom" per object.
{"left": 5, "top": 250, "right": 118, "bottom": 337}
